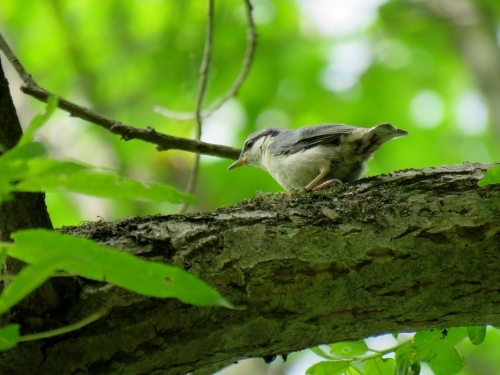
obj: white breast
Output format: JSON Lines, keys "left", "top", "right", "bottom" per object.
{"left": 263, "top": 146, "right": 334, "bottom": 191}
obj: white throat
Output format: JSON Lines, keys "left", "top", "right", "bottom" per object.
{"left": 246, "top": 136, "right": 273, "bottom": 171}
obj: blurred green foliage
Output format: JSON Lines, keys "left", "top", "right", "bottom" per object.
{"left": 1, "top": 0, "right": 499, "bottom": 370}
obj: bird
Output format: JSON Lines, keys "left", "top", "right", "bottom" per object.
{"left": 228, "top": 123, "right": 408, "bottom": 191}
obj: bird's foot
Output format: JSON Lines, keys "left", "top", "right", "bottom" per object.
{"left": 312, "top": 179, "right": 343, "bottom": 191}
{"left": 289, "top": 187, "right": 303, "bottom": 194}
{"left": 280, "top": 187, "right": 308, "bottom": 196}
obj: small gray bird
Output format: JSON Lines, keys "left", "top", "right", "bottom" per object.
{"left": 228, "top": 123, "right": 408, "bottom": 191}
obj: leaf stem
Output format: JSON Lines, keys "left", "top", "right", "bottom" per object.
{"left": 18, "top": 309, "right": 106, "bottom": 342}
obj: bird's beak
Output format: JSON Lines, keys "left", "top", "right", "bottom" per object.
{"left": 228, "top": 156, "right": 247, "bottom": 170}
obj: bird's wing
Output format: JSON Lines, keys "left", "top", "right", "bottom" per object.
{"left": 271, "top": 124, "right": 357, "bottom": 155}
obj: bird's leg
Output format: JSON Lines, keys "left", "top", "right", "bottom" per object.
{"left": 305, "top": 168, "right": 332, "bottom": 191}
{"left": 313, "top": 179, "right": 342, "bottom": 191}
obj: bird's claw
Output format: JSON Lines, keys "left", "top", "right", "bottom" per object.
{"left": 312, "top": 179, "right": 343, "bottom": 191}
{"left": 280, "top": 187, "right": 301, "bottom": 196}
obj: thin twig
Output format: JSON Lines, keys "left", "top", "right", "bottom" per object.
{"left": 178, "top": 0, "right": 214, "bottom": 214}
{"left": 0, "top": 33, "right": 36, "bottom": 86}
{"left": 0, "top": 33, "right": 240, "bottom": 160}
{"left": 153, "top": 0, "right": 256, "bottom": 121}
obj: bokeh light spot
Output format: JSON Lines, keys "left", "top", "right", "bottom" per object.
{"left": 410, "top": 90, "right": 445, "bottom": 129}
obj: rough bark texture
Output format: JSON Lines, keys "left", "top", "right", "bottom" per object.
{"left": 0, "top": 163, "right": 499, "bottom": 375}
{"left": 0, "top": 58, "right": 80, "bottom": 324}
{"left": 0, "top": 57, "right": 53, "bottom": 240}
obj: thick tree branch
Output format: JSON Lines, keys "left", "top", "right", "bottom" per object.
{"left": 0, "top": 34, "right": 240, "bottom": 161}
{"left": 1, "top": 163, "right": 499, "bottom": 375}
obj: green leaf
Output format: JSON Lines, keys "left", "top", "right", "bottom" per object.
{"left": 395, "top": 342, "right": 413, "bottom": 375}
{"left": 19, "top": 310, "right": 104, "bottom": 342}
{"left": 310, "top": 346, "right": 338, "bottom": 360}
{"left": 0, "top": 248, "right": 7, "bottom": 265}
{"left": 329, "top": 340, "right": 368, "bottom": 358}
{"left": 0, "top": 158, "right": 86, "bottom": 183}
{"left": 467, "top": 326, "right": 487, "bottom": 345}
{"left": 0, "top": 155, "right": 195, "bottom": 205}
{"left": 0, "top": 324, "right": 20, "bottom": 351}
{"left": 478, "top": 165, "right": 500, "bottom": 187}
{"left": 363, "top": 357, "right": 396, "bottom": 375}
{"left": 305, "top": 361, "right": 350, "bottom": 375}
{"left": 0, "top": 142, "right": 46, "bottom": 164}
{"left": 412, "top": 328, "right": 466, "bottom": 375}
{"left": 14, "top": 170, "right": 197, "bottom": 204}
{"left": 7, "top": 229, "right": 232, "bottom": 308}
{"left": 0, "top": 257, "right": 67, "bottom": 314}
{"left": 17, "top": 96, "right": 58, "bottom": 147}
{"left": 410, "top": 361, "right": 421, "bottom": 375}
{"left": 0, "top": 180, "right": 12, "bottom": 206}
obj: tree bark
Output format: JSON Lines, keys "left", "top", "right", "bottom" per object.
{"left": 0, "top": 163, "right": 499, "bottom": 375}
{"left": 0, "top": 56, "right": 53, "bottom": 240}
{"left": 0, "top": 58, "right": 80, "bottom": 325}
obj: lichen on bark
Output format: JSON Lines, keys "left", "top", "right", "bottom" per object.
{"left": 1, "top": 163, "right": 499, "bottom": 375}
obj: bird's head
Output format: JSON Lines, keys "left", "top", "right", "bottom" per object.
{"left": 228, "top": 128, "right": 283, "bottom": 170}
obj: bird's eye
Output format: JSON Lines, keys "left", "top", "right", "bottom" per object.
{"left": 245, "top": 140, "right": 255, "bottom": 149}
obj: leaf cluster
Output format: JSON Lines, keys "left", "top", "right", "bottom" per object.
{"left": 307, "top": 326, "right": 488, "bottom": 375}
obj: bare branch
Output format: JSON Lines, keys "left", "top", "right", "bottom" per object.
{"left": 178, "top": 0, "right": 215, "bottom": 214}
{"left": 0, "top": 34, "right": 240, "bottom": 161}
{"left": 154, "top": 0, "right": 256, "bottom": 121}
{"left": 0, "top": 33, "right": 36, "bottom": 87}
